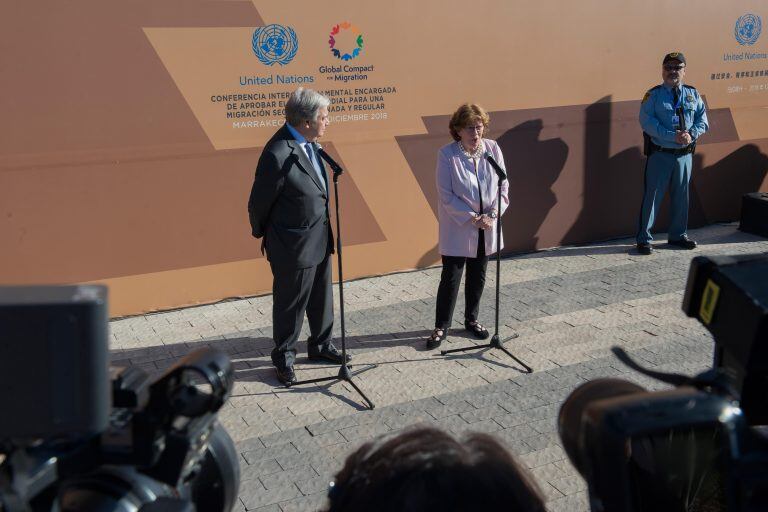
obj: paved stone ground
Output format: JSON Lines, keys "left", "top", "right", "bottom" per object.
{"left": 109, "top": 223, "right": 767, "bottom": 511}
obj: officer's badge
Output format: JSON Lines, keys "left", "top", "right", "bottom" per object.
{"left": 686, "top": 95, "right": 694, "bottom": 102}
{"left": 669, "top": 52, "right": 680, "bottom": 58}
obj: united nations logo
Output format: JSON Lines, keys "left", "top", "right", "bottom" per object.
{"left": 328, "top": 22, "right": 363, "bottom": 61}
{"left": 735, "top": 13, "right": 761, "bottom": 46}
{"left": 252, "top": 24, "right": 298, "bottom": 66}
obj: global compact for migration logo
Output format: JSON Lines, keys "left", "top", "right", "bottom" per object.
{"left": 735, "top": 13, "right": 761, "bottom": 46}
{"left": 252, "top": 24, "right": 298, "bottom": 65}
{"left": 329, "top": 22, "right": 363, "bottom": 61}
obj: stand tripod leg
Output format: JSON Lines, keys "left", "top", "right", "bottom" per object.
{"left": 441, "top": 344, "right": 487, "bottom": 355}
{"left": 440, "top": 331, "right": 531, "bottom": 373}
{"left": 492, "top": 334, "right": 532, "bottom": 373}
{"left": 343, "top": 370, "right": 375, "bottom": 410}
{"left": 288, "top": 166, "right": 375, "bottom": 409}
{"left": 292, "top": 363, "right": 375, "bottom": 409}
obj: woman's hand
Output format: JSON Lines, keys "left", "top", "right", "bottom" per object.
{"left": 473, "top": 214, "right": 494, "bottom": 230}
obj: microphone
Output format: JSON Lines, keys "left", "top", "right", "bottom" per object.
{"left": 317, "top": 145, "right": 343, "bottom": 175}
{"left": 484, "top": 152, "right": 507, "bottom": 180}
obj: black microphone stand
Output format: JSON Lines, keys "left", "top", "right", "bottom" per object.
{"left": 290, "top": 147, "right": 375, "bottom": 410}
{"left": 440, "top": 154, "right": 532, "bottom": 373}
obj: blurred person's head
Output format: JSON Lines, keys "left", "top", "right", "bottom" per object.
{"left": 325, "top": 426, "right": 546, "bottom": 512}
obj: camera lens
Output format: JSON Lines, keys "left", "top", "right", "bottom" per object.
{"left": 558, "top": 378, "right": 646, "bottom": 475}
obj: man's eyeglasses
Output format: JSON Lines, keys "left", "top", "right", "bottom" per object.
{"left": 664, "top": 65, "right": 685, "bottom": 71}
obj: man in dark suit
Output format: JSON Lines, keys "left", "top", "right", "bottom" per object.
{"left": 248, "top": 87, "right": 350, "bottom": 386}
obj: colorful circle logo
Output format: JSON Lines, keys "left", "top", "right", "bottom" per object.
{"left": 329, "top": 22, "right": 363, "bottom": 61}
{"left": 252, "top": 24, "right": 298, "bottom": 66}
{"left": 735, "top": 13, "right": 761, "bottom": 46}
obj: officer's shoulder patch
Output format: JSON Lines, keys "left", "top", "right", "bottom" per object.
{"left": 642, "top": 86, "right": 660, "bottom": 104}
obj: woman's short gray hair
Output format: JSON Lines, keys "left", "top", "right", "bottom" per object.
{"left": 285, "top": 87, "right": 330, "bottom": 127}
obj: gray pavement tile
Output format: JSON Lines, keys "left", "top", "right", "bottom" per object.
{"left": 260, "top": 466, "right": 318, "bottom": 491}
{"left": 338, "top": 422, "right": 392, "bottom": 442}
{"left": 523, "top": 432, "right": 563, "bottom": 451}
{"left": 276, "top": 450, "right": 328, "bottom": 472}
{"left": 422, "top": 399, "right": 476, "bottom": 419}
{"left": 496, "top": 422, "right": 539, "bottom": 440}
{"left": 432, "top": 414, "right": 471, "bottom": 433}
{"left": 305, "top": 415, "right": 359, "bottom": 436}
{"left": 249, "top": 505, "right": 280, "bottom": 512}
{"left": 309, "top": 430, "right": 346, "bottom": 447}
{"left": 545, "top": 491, "right": 590, "bottom": 512}
{"left": 243, "top": 444, "right": 300, "bottom": 465}
{"left": 531, "top": 462, "right": 573, "bottom": 483}
{"left": 278, "top": 493, "right": 328, "bottom": 512}
{"left": 456, "top": 418, "right": 503, "bottom": 435}
{"left": 529, "top": 418, "right": 558, "bottom": 434}
{"left": 383, "top": 412, "right": 435, "bottom": 431}
{"left": 497, "top": 395, "right": 548, "bottom": 413}
{"left": 458, "top": 404, "right": 507, "bottom": 423}
{"left": 240, "top": 483, "right": 301, "bottom": 510}
{"left": 241, "top": 459, "right": 283, "bottom": 481}
{"left": 549, "top": 475, "right": 587, "bottom": 496}
{"left": 260, "top": 428, "right": 314, "bottom": 448}
{"left": 295, "top": 476, "right": 330, "bottom": 496}
{"left": 520, "top": 445, "right": 567, "bottom": 469}
{"left": 540, "top": 482, "right": 567, "bottom": 501}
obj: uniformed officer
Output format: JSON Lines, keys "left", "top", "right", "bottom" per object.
{"left": 636, "top": 52, "right": 708, "bottom": 255}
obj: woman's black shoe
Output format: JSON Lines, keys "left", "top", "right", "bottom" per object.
{"left": 465, "top": 321, "right": 490, "bottom": 340}
{"left": 426, "top": 328, "right": 447, "bottom": 349}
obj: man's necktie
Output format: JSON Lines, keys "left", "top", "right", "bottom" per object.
{"left": 673, "top": 87, "right": 683, "bottom": 131}
{"left": 305, "top": 142, "right": 326, "bottom": 192}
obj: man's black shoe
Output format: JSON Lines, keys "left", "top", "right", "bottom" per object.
{"left": 668, "top": 236, "right": 697, "bottom": 249}
{"left": 637, "top": 243, "right": 652, "bottom": 255}
{"left": 308, "top": 344, "right": 351, "bottom": 364}
{"left": 275, "top": 365, "right": 297, "bottom": 387}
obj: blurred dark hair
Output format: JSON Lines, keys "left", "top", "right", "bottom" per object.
{"left": 325, "top": 426, "right": 546, "bottom": 512}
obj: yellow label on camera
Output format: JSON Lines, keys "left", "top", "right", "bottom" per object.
{"left": 699, "top": 279, "right": 720, "bottom": 325}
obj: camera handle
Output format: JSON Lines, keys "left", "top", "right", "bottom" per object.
{"left": 611, "top": 347, "right": 740, "bottom": 398}
{"left": 149, "top": 348, "right": 234, "bottom": 420}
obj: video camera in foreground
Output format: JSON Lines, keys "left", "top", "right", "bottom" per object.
{"left": 559, "top": 252, "right": 768, "bottom": 511}
{"left": 0, "top": 285, "right": 240, "bottom": 511}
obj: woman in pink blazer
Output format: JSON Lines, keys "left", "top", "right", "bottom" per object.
{"left": 426, "top": 104, "right": 510, "bottom": 349}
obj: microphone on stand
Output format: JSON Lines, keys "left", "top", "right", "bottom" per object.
{"left": 440, "top": 149, "right": 532, "bottom": 373}
{"left": 485, "top": 152, "right": 507, "bottom": 181}
{"left": 316, "top": 145, "right": 343, "bottom": 175}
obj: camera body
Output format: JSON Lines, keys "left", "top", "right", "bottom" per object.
{"left": 560, "top": 253, "right": 768, "bottom": 512}
{"left": 0, "top": 286, "right": 240, "bottom": 512}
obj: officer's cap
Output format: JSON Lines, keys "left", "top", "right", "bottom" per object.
{"left": 662, "top": 52, "right": 686, "bottom": 65}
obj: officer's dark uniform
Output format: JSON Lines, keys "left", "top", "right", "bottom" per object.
{"left": 637, "top": 52, "right": 708, "bottom": 252}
